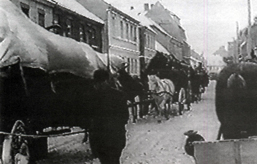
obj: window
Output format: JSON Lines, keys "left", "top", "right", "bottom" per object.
{"left": 147, "top": 35, "right": 150, "bottom": 48}
{"left": 127, "top": 58, "right": 130, "bottom": 73}
{"left": 84, "top": 28, "right": 89, "bottom": 44}
{"left": 53, "top": 14, "right": 60, "bottom": 25}
{"left": 66, "top": 18, "right": 72, "bottom": 37}
{"left": 130, "top": 25, "right": 133, "bottom": 41}
{"left": 126, "top": 23, "right": 129, "bottom": 40}
{"left": 112, "top": 13, "right": 116, "bottom": 36}
{"left": 79, "top": 24, "right": 85, "bottom": 42}
{"left": 120, "top": 21, "right": 123, "bottom": 38}
{"left": 38, "top": 9, "right": 45, "bottom": 27}
{"left": 130, "top": 59, "right": 134, "bottom": 73}
{"left": 88, "top": 28, "right": 96, "bottom": 46}
{"left": 134, "top": 59, "right": 137, "bottom": 74}
{"left": 134, "top": 26, "right": 137, "bottom": 42}
{"left": 20, "top": 2, "right": 29, "bottom": 17}
{"left": 52, "top": 14, "right": 60, "bottom": 34}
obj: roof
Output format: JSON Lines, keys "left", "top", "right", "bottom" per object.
{"left": 155, "top": 41, "right": 169, "bottom": 54}
{"left": 126, "top": 10, "right": 156, "bottom": 34}
{"left": 47, "top": 0, "right": 104, "bottom": 24}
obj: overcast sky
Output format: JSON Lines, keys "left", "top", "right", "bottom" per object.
{"left": 104, "top": 0, "right": 257, "bottom": 60}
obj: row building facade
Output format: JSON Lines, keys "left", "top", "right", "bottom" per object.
{"left": 10, "top": 0, "right": 203, "bottom": 76}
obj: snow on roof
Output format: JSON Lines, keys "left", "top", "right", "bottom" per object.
{"left": 155, "top": 41, "right": 169, "bottom": 54}
{"left": 48, "top": 0, "right": 104, "bottom": 24}
{"left": 125, "top": 10, "right": 155, "bottom": 33}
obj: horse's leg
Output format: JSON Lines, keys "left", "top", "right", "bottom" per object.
{"left": 164, "top": 101, "right": 169, "bottom": 119}
{"left": 135, "top": 96, "right": 141, "bottom": 119}
{"left": 127, "top": 101, "right": 135, "bottom": 123}
{"left": 159, "top": 99, "right": 166, "bottom": 118}
{"left": 132, "top": 101, "right": 137, "bottom": 123}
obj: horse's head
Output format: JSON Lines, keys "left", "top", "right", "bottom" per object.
{"left": 147, "top": 74, "right": 160, "bottom": 93}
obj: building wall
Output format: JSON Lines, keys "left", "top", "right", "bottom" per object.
{"left": 143, "top": 29, "right": 156, "bottom": 64}
{"left": 145, "top": 2, "right": 186, "bottom": 42}
{"left": 151, "top": 26, "right": 183, "bottom": 60}
{"left": 182, "top": 41, "right": 191, "bottom": 64}
{"left": 15, "top": 0, "right": 103, "bottom": 52}
{"left": 139, "top": 26, "right": 156, "bottom": 75}
{"left": 17, "top": 0, "right": 54, "bottom": 28}
{"left": 107, "top": 9, "right": 140, "bottom": 76}
{"left": 76, "top": 0, "right": 109, "bottom": 53}
{"left": 52, "top": 7, "right": 103, "bottom": 52}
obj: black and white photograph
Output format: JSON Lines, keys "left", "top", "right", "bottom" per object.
{"left": 1, "top": 0, "right": 257, "bottom": 163}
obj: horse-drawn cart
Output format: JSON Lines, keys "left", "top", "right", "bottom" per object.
{"left": 0, "top": 1, "right": 128, "bottom": 163}
{"left": 145, "top": 52, "right": 193, "bottom": 116}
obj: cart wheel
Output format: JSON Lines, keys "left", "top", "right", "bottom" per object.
{"left": 178, "top": 88, "right": 186, "bottom": 115}
{"left": 2, "top": 120, "right": 30, "bottom": 164}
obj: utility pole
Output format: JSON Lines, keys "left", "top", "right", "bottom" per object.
{"left": 106, "top": 7, "right": 111, "bottom": 72}
{"left": 247, "top": 0, "right": 252, "bottom": 59}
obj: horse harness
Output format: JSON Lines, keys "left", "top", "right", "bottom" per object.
{"left": 151, "top": 79, "right": 174, "bottom": 97}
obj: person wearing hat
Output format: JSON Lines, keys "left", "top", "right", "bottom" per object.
{"left": 184, "top": 130, "right": 205, "bottom": 157}
{"left": 88, "top": 69, "right": 129, "bottom": 164}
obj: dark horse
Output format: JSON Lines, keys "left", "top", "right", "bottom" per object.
{"left": 216, "top": 62, "right": 257, "bottom": 139}
{"left": 145, "top": 51, "right": 191, "bottom": 114}
{"left": 115, "top": 68, "right": 147, "bottom": 123}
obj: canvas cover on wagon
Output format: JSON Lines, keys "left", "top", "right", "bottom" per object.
{"left": 0, "top": 0, "right": 125, "bottom": 79}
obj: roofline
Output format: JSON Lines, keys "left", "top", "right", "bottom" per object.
{"left": 108, "top": 5, "right": 140, "bottom": 24}
{"left": 35, "top": 0, "right": 56, "bottom": 7}
{"left": 53, "top": 2, "right": 104, "bottom": 24}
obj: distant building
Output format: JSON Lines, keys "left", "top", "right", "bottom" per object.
{"left": 214, "top": 46, "right": 228, "bottom": 58}
{"left": 126, "top": 10, "right": 156, "bottom": 74}
{"left": 143, "top": 2, "right": 185, "bottom": 61}
{"left": 12, "top": 0, "right": 104, "bottom": 52}
{"left": 77, "top": 0, "right": 141, "bottom": 76}
{"left": 207, "top": 54, "right": 226, "bottom": 74}
{"left": 190, "top": 50, "right": 203, "bottom": 68}
{"left": 11, "top": 0, "right": 54, "bottom": 28}
{"left": 238, "top": 16, "right": 257, "bottom": 59}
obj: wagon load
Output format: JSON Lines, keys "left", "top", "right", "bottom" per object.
{"left": 0, "top": 1, "right": 125, "bottom": 163}
{"left": 0, "top": 1, "right": 107, "bottom": 78}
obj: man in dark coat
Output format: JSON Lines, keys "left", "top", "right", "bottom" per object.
{"left": 89, "top": 69, "right": 129, "bottom": 164}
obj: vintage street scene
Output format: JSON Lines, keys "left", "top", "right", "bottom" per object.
{"left": 1, "top": 0, "right": 257, "bottom": 164}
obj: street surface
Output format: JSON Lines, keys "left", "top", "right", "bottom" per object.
{"left": 37, "top": 80, "right": 220, "bottom": 164}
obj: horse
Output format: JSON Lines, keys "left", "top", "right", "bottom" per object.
{"left": 147, "top": 74, "right": 175, "bottom": 119}
{"left": 113, "top": 68, "right": 147, "bottom": 123}
{"left": 216, "top": 62, "right": 257, "bottom": 139}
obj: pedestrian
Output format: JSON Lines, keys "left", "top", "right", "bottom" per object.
{"left": 184, "top": 130, "right": 205, "bottom": 157}
{"left": 89, "top": 69, "right": 129, "bottom": 164}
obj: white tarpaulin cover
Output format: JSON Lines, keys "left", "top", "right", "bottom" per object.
{"left": 0, "top": 1, "right": 120, "bottom": 78}
{"left": 96, "top": 52, "right": 127, "bottom": 73}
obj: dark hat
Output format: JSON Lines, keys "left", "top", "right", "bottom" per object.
{"left": 184, "top": 130, "right": 198, "bottom": 136}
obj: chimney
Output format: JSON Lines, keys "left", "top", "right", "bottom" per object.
{"left": 144, "top": 3, "right": 149, "bottom": 11}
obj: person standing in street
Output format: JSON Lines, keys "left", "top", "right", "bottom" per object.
{"left": 89, "top": 69, "right": 129, "bottom": 164}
